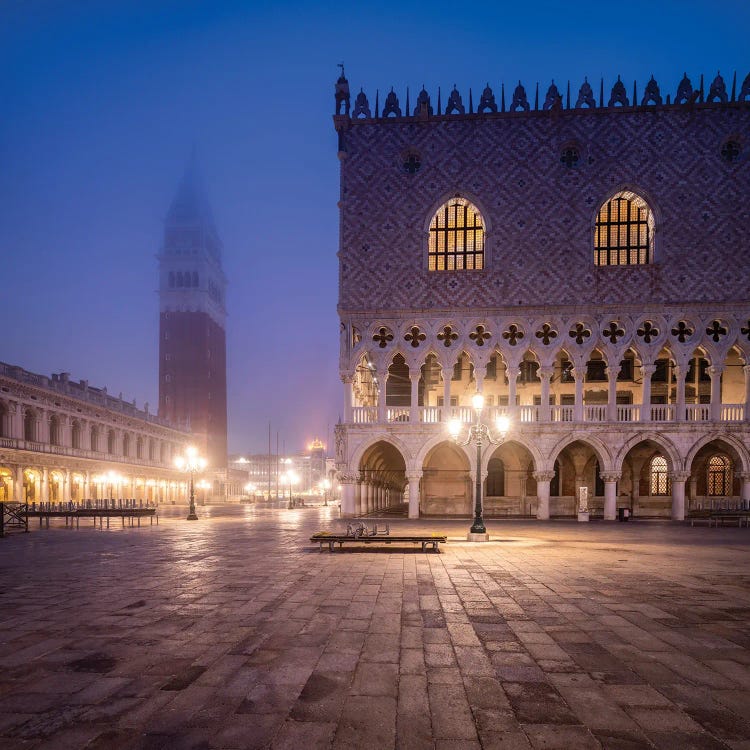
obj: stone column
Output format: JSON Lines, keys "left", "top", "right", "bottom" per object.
{"left": 708, "top": 365, "right": 724, "bottom": 422}
{"left": 378, "top": 370, "right": 388, "bottom": 424}
{"left": 539, "top": 367, "right": 553, "bottom": 422}
{"left": 407, "top": 472, "right": 421, "bottom": 519}
{"left": 410, "top": 374, "right": 420, "bottom": 423}
{"left": 738, "top": 472, "right": 750, "bottom": 510}
{"left": 63, "top": 470, "right": 70, "bottom": 503}
{"left": 506, "top": 365, "right": 519, "bottom": 418}
{"left": 670, "top": 471, "right": 690, "bottom": 521}
{"left": 571, "top": 367, "right": 584, "bottom": 422}
{"left": 342, "top": 376, "right": 353, "bottom": 423}
{"left": 744, "top": 365, "right": 750, "bottom": 422}
{"left": 601, "top": 472, "right": 621, "bottom": 520}
{"left": 674, "top": 364, "right": 686, "bottom": 422}
{"left": 41, "top": 468, "right": 49, "bottom": 504}
{"left": 14, "top": 466, "right": 24, "bottom": 502}
{"left": 11, "top": 403, "right": 25, "bottom": 439}
{"left": 533, "top": 471, "right": 555, "bottom": 520}
{"left": 605, "top": 366, "right": 618, "bottom": 422}
{"left": 443, "top": 373, "right": 452, "bottom": 418}
{"left": 339, "top": 473, "right": 358, "bottom": 518}
{"left": 640, "top": 364, "right": 656, "bottom": 422}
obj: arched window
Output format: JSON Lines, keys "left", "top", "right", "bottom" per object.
{"left": 71, "top": 421, "right": 81, "bottom": 449}
{"left": 137, "top": 437, "right": 143, "bottom": 459}
{"left": 428, "top": 197, "right": 484, "bottom": 271}
{"left": 707, "top": 454, "right": 732, "bottom": 496}
{"left": 650, "top": 455, "right": 670, "bottom": 495}
{"left": 49, "top": 415, "right": 60, "bottom": 446}
{"left": 594, "top": 191, "right": 654, "bottom": 266}
{"left": 123, "top": 433, "right": 130, "bottom": 457}
{"left": 24, "top": 410, "right": 36, "bottom": 442}
{"left": 107, "top": 429, "right": 116, "bottom": 454}
{"left": 90, "top": 426, "right": 99, "bottom": 452}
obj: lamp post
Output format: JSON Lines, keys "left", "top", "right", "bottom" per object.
{"left": 281, "top": 470, "right": 298, "bottom": 508}
{"left": 320, "top": 478, "right": 331, "bottom": 506}
{"left": 175, "top": 446, "right": 207, "bottom": 521}
{"left": 448, "top": 393, "right": 510, "bottom": 541}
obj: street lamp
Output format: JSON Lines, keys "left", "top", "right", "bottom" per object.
{"left": 196, "top": 479, "right": 211, "bottom": 506}
{"left": 281, "top": 470, "right": 298, "bottom": 508}
{"left": 448, "top": 393, "right": 510, "bottom": 540}
{"left": 175, "top": 446, "right": 207, "bottom": 521}
{"left": 319, "top": 478, "right": 331, "bottom": 506}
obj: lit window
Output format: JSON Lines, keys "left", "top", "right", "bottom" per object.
{"left": 428, "top": 198, "right": 484, "bottom": 271}
{"left": 707, "top": 454, "right": 732, "bottom": 496}
{"left": 594, "top": 191, "right": 654, "bottom": 266}
{"left": 650, "top": 455, "right": 670, "bottom": 495}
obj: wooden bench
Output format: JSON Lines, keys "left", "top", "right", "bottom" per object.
{"left": 689, "top": 512, "right": 750, "bottom": 527}
{"left": 311, "top": 531, "right": 446, "bottom": 553}
{"left": 26, "top": 508, "right": 158, "bottom": 529}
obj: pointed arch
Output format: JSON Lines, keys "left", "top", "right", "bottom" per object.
{"left": 613, "top": 431, "right": 682, "bottom": 474}
{"left": 685, "top": 433, "right": 750, "bottom": 474}
{"left": 548, "top": 432, "right": 613, "bottom": 473}
{"left": 350, "top": 433, "right": 413, "bottom": 473}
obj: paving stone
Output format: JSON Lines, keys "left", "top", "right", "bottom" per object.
{"left": 4, "top": 507, "right": 750, "bottom": 748}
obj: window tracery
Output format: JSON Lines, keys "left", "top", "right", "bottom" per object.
{"left": 594, "top": 191, "right": 654, "bottom": 266}
{"left": 650, "top": 455, "right": 670, "bottom": 495}
{"left": 428, "top": 198, "right": 484, "bottom": 271}
{"left": 707, "top": 454, "right": 732, "bottom": 496}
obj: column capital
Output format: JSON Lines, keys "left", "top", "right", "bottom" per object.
{"left": 340, "top": 373, "right": 354, "bottom": 384}
{"left": 669, "top": 471, "right": 691, "bottom": 483}
{"left": 736, "top": 472, "right": 750, "bottom": 481}
{"left": 337, "top": 471, "right": 360, "bottom": 485}
{"left": 533, "top": 470, "right": 556, "bottom": 482}
{"left": 707, "top": 365, "right": 724, "bottom": 377}
{"left": 406, "top": 472, "right": 422, "bottom": 483}
{"left": 538, "top": 366, "right": 555, "bottom": 380}
{"left": 743, "top": 364, "right": 750, "bottom": 374}
{"left": 600, "top": 472, "right": 621, "bottom": 483}
{"left": 640, "top": 364, "right": 657, "bottom": 377}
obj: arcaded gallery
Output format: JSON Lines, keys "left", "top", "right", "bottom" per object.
{"left": 332, "top": 70, "right": 750, "bottom": 520}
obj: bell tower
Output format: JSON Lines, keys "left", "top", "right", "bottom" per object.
{"left": 158, "top": 154, "right": 228, "bottom": 468}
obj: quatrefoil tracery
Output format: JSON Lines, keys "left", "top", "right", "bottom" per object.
{"left": 501, "top": 324, "right": 523, "bottom": 346}
{"left": 603, "top": 322, "right": 626, "bottom": 344}
{"left": 636, "top": 321, "right": 659, "bottom": 344}
{"left": 671, "top": 320, "right": 693, "bottom": 343}
{"left": 706, "top": 320, "right": 727, "bottom": 342}
{"left": 372, "top": 327, "right": 393, "bottom": 348}
{"left": 535, "top": 323, "right": 558, "bottom": 345}
{"left": 741, "top": 320, "right": 750, "bottom": 341}
{"left": 404, "top": 326, "right": 426, "bottom": 347}
{"left": 437, "top": 325, "right": 459, "bottom": 347}
{"left": 568, "top": 322, "right": 591, "bottom": 345}
{"left": 469, "top": 325, "right": 492, "bottom": 346}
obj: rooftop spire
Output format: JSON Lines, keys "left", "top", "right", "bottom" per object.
{"left": 167, "top": 150, "right": 216, "bottom": 230}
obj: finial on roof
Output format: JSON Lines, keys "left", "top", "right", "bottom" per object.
{"left": 534, "top": 82, "right": 539, "bottom": 110}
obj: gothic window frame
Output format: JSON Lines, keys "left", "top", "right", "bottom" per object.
{"left": 594, "top": 189, "right": 656, "bottom": 267}
{"left": 707, "top": 454, "right": 732, "bottom": 496}
{"left": 650, "top": 455, "right": 670, "bottom": 496}
{"left": 425, "top": 194, "right": 488, "bottom": 272}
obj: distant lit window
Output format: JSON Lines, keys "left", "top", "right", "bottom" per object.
{"left": 595, "top": 191, "right": 654, "bottom": 266}
{"left": 650, "top": 455, "right": 670, "bottom": 495}
{"left": 707, "top": 454, "right": 732, "bottom": 496}
{"left": 428, "top": 197, "right": 484, "bottom": 271}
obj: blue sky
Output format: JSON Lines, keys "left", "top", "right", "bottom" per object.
{"left": 1, "top": 0, "right": 748, "bottom": 453}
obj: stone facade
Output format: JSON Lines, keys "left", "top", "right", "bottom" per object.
{"left": 333, "top": 70, "right": 750, "bottom": 521}
{"left": 0, "top": 362, "right": 192, "bottom": 504}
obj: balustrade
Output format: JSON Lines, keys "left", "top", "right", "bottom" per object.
{"left": 347, "top": 400, "right": 746, "bottom": 426}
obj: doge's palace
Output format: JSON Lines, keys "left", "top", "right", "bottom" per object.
{"left": 332, "top": 69, "right": 750, "bottom": 520}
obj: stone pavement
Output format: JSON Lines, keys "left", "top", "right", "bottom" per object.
{"left": 2, "top": 505, "right": 750, "bottom": 750}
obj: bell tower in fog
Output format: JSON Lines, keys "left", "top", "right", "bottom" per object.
{"left": 158, "top": 154, "right": 228, "bottom": 468}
